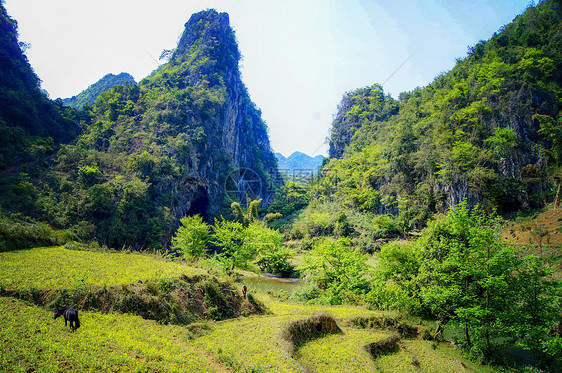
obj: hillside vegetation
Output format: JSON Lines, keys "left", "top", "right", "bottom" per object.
{"left": 61, "top": 72, "right": 136, "bottom": 110}
{"left": 327, "top": 0, "right": 562, "bottom": 230}
{"left": 0, "top": 1, "right": 561, "bottom": 372}
{"left": 0, "top": 5, "right": 81, "bottom": 169}
{"left": 0, "top": 246, "right": 204, "bottom": 290}
{"left": 0, "top": 8, "right": 277, "bottom": 250}
{"left": 0, "top": 251, "right": 499, "bottom": 373}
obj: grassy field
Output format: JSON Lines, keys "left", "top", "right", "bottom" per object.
{"left": 0, "top": 246, "right": 205, "bottom": 290}
{"left": 192, "top": 298, "right": 394, "bottom": 372}
{"left": 0, "top": 246, "right": 505, "bottom": 372}
{"left": 295, "top": 328, "right": 386, "bottom": 372}
{"left": 0, "top": 297, "right": 222, "bottom": 372}
{"left": 372, "top": 340, "right": 500, "bottom": 373}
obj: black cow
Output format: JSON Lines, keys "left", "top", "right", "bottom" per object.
{"left": 54, "top": 307, "right": 80, "bottom": 331}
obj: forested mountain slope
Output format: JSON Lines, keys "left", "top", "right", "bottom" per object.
{"left": 327, "top": 0, "right": 562, "bottom": 228}
{"left": 0, "top": 5, "right": 80, "bottom": 169}
{"left": 0, "top": 8, "right": 277, "bottom": 249}
{"left": 62, "top": 72, "right": 136, "bottom": 109}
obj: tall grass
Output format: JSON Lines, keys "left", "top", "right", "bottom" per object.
{"left": 0, "top": 211, "right": 67, "bottom": 252}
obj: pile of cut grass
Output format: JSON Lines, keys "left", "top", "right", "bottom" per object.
{"left": 0, "top": 246, "right": 205, "bottom": 290}
{"left": 0, "top": 297, "right": 223, "bottom": 372}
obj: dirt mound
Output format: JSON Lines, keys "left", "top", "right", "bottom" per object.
{"left": 281, "top": 313, "right": 342, "bottom": 354}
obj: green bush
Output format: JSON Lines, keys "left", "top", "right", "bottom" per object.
{"left": 298, "top": 238, "right": 369, "bottom": 305}
{"left": 0, "top": 210, "right": 66, "bottom": 251}
{"left": 288, "top": 282, "right": 322, "bottom": 303}
{"left": 171, "top": 214, "right": 210, "bottom": 259}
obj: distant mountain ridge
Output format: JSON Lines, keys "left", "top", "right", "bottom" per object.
{"left": 62, "top": 72, "right": 136, "bottom": 109}
{"left": 275, "top": 151, "right": 324, "bottom": 174}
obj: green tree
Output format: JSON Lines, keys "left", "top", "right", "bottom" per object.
{"left": 535, "top": 113, "right": 562, "bottom": 206}
{"left": 231, "top": 198, "right": 281, "bottom": 226}
{"left": 374, "top": 241, "right": 421, "bottom": 312}
{"left": 245, "top": 221, "right": 293, "bottom": 276}
{"left": 515, "top": 255, "right": 561, "bottom": 370}
{"left": 415, "top": 201, "right": 522, "bottom": 358}
{"left": 230, "top": 199, "right": 260, "bottom": 226}
{"left": 212, "top": 219, "right": 250, "bottom": 271}
{"left": 300, "top": 238, "right": 368, "bottom": 304}
{"left": 171, "top": 214, "right": 210, "bottom": 259}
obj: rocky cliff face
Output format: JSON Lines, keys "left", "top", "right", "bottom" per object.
{"left": 327, "top": 1, "right": 561, "bottom": 221}
{"left": 0, "top": 8, "right": 278, "bottom": 249}
{"left": 145, "top": 10, "right": 277, "bottom": 215}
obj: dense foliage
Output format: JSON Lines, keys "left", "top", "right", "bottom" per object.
{"left": 292, "top": 202, "right": 561, "bottom": 369}
{"left": 62, "top": 72, "right": 136, "bottom": 109}
{"left": 171, "top": 212, "right": 293, "bottom": 276}
{"left": 0, "top": 9, "right": 277, "bottom": 250}
{"left": 375, "top": 202, "right": 561, "bottom": 368}
{"left": 327, "top": 0, "right": 562, "bottom": 232}
{"left": 0, "top": 4, "right": 81, "bottom": 169}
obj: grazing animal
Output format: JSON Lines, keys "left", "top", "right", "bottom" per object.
{"left": 54, "top": 307, "right": 80, "bottom": 331}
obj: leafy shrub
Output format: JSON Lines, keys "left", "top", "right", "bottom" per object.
{"left": 171, "top": 214, "right": 210, "bottom": 259}
{"left": 0, "top": 210, "right": 66, "bottom": 251}
{"left": 371, "top": 214, "right": 401, "bottom": 238}
{"left": 245, "top": 221, "right": 294, "bottom": 276}
{"left": 288, "top": 282, "right": 322, "bottom": 303}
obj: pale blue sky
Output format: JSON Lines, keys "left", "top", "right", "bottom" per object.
{"left": 4, "top": 0, "right": 530, "bottom": 157}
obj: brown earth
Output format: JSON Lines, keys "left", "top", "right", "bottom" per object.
{"left": 502, "top": 207, "right": 562, "bottom": 246}
{"left": 502, "top": 207, "right": 562, "bottom": 277}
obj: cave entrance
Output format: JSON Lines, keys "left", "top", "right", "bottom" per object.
{"left": 187, "top": 188, "right": 210, "bottom": 221}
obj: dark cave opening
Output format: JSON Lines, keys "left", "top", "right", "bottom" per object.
{"left": 187, "top": 189, "right": 210, "bottom": 221}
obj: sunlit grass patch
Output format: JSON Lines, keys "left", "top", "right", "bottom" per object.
{"left": 191, "top": 302, "right": 396, "bottom": 373}
{"left": 374, "top": 340, "right": 500, "bottom": 373}
{"left": 193, "top": 315, "right": 304, "bottom": 372}
{"left": 0, "top": 246, "right": 205, "bottom": 290}
{"left": 0, "top": 297, "right": 217, "bottom": 372}
{"left": 296, "top": 328, "right": 388, "bottom": 372}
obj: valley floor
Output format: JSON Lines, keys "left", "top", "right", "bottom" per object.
{"left": 0, "top": 246, "right": 505, "bottom": 373}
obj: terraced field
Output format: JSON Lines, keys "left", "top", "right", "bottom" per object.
{"left": 0, "top": 246, "right": 500, "bottom": 372}
{"left": 0, "top": 246, "right": 205, "bottom": 290}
